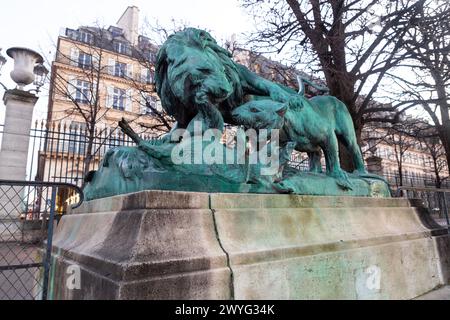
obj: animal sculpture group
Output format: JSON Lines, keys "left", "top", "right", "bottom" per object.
{"left": 83, "top": 28, "right": 390, "bottom": 200}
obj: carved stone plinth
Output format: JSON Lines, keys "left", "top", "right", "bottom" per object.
{"left": 48, "top": 191, "right": 450, "bottom": 300}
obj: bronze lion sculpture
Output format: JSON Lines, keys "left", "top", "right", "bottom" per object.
{"left": 83, "top": 28, "right": 391, "bottom": 200}
{"left": 155, "top": 27, "right": 297, "bottom": 133}
{"left": 231, "top": 97, "right": 369, "bottom": 190}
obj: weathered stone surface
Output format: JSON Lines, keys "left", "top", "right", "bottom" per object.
{"left": 415, "top": 286, "right": 450, "bottom": 300}
{"left": 50, "top": 191, "right": 450, "bottom": 300}
{"left": 51, "top": 191, "right": 230, "bottom": 300}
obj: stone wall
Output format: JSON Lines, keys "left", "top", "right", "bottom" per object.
{"left": 48, "top": 191, "right": 450, "bottom": 300}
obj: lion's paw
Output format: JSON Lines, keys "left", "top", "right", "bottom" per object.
{"left": 273, "top": 182, "right": 295, "bottom": 194}
{"left": 331, "top": 170, "right": 353, "bottom": 190}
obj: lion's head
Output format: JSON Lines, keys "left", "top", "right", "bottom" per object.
{"left": 155, "top": 28, "right": 245, "bottom": 128}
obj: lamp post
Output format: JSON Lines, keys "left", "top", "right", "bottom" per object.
{"left": 0, "top": 47, "right": 48, "bottom": 241}
{"left": 33, "top": 63, "right": 49, "bottom": 93}
{"left": 0, "top": 49, "right": 6, "bottom": 71}
{"left": 0, "top": 49, "right": 7, "bottom": 90}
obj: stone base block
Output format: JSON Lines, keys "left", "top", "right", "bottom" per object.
{"left": 49, "top": 191, "right": 450, "bottom": 300}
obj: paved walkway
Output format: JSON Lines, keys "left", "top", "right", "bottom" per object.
{"left": 0, "top": 243, "right": 42, "bottom": 300}
{"left": 415, "top": 286, "right": 450, "bottom": 300}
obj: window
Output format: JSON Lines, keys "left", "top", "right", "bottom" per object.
{"left": 148, "top": 52, "right": 157, "bottom": 63}
{"left": 107, "top": 86, "right": 132, "bottom": 111}
{"left": 141, "top": 68, "right": 154, "bottom": 84}
{"left": 141, "top": 95, "right": 162, "bottom": 115}
{"left": 114, "top": 62, "right": 127, "bottom": 78}
{"left": 114, "top": 42, "right": 129, "bottom": 55}
{"left": 78, "top": 52, "right": 92, "bottom": 69}
{"left": 74, "top": 80, "right": 91, "bottom": 104}
{"left": 78, "top": 31, "right": 93, "bottom": 44}
{"left": 66, "top": 28, "right": 78, "bottom": 40}
{"left": 109, "top": 26, "right": 123, "bottom": 37}
{"left": 112, "top": 88, "right": 126, "bottom": 111}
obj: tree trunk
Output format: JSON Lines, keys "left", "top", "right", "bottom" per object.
{"left": 398, "top": 164, "right": 403, "bottom": 186}
{"left": 339, "top": 114, "right": 362, "bottom": 172}
{"left": 435, "top": 171, "right": 442, "bottom": 189}
{"left": 82, "top": 126, "right": 96, "bottom": 187}
{"left": 437, "top": 125, "right": 450, "bottom": 175}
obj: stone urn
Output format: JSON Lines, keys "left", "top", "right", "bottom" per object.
{"left": 6, "top": 47, "right": 44, "bottom": 89}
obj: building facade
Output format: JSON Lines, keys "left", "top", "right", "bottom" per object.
{"left": 40, "top": 6, "right": 168, "bottom": 210}
{"left": 47, "top": 6, "right": 164, "bottom": 132}
{"left": 362, "top": 123, "right": 449, "bottom": 188}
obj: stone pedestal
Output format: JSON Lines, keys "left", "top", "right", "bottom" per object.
{"left": 0, "top": 89, "right": 38, "bottom": 180}
{"left": 0, "top": 89, "right": 38, "bottom": 241}
{"left": 366, "top": 156, "right": 383, "bottom": 176}
{"left": 49, "top": 191, "right": 450, "bottom": 300}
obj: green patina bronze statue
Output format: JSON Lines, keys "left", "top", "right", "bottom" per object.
{"left": 154, "top": 28, "right": 297, "bottom": 133}
{"left": 231, "top": 96, "right": 387, "bottom": 191}
{"left": 83, "top": 28, "right": 390, "bottom": 200}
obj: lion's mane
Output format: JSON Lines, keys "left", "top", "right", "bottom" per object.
{"left": 155, "top": 28, "right": 245, "bottom": 127}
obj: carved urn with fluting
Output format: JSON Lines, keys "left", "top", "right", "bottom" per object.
{"left": 6, "top": 47, "right": 44, "bottom": 89}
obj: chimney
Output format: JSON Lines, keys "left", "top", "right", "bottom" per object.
{"left": 117, "top": 6, "right": 140, "bottom": 46}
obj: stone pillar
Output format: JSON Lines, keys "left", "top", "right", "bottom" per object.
{"left": 0, "top": 89, "right": 38, "bottom": 180}
{"left": 366, "top": 155, "right": 383, "bottom": 176}
{"left": 0, "top": 89, "right": 38, "bottom": 241}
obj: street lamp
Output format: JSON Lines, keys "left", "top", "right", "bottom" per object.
{"left": 0, "top": 49, "right": 6, "bottom": 76}
{"left": 0, "top": 49, "right": 7, "bottom": 90}
{"left": 33, "top": 63, "right": 49, "bottom": 93}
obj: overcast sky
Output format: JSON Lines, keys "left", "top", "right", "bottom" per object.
{"left": 0, "top": 0, "right": 253, "bottom": 121}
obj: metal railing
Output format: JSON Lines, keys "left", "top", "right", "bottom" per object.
{"left": 0, "top": 180, "right": 83, "bottom": 300}
{"left": 396, "top": 186, "right": 450, "bottom": 229}
{"left": 0, "top": 121, "right": 161, "bottom": 188}
{"left": 386, "top": 174, "right": 450, "bottom": 189}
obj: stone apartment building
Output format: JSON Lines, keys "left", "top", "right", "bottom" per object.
{"left": 38, "top": 6, "right": 167, "bottom": 210}
{"left": 362, "top": 123, "right": 449, "bottom": 187}
{"left": 41, "top": 6, "right": 166, "bottom": 179}
{"left": 47, "top": 6, "right": 162, "bottom": 131}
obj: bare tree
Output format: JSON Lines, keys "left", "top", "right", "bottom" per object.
{"left": 128, "top": 37, "right": 174, "bottom": 135}
{"left": 48, "top": 25, "right": 173, "bottom": 178}
{"left": 420, "top": 134, "right": 448, "bottom": 188}
{"left": 387, "top": 0, "right": 450, "bottom": 171}
{"left": 383, "top": 122, "right": 419, "bottom": 186}
{"left": 48, "top": 27, "right": 112, "bottom": 178}
{"left": 241, "top": 0, "right": 426, "bottom": 169}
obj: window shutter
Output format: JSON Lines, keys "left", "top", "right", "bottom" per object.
{"left": 127, "top": 64, "right": 133, "bottom": 79}
{"left": 67, "top": 76, "right": 77, "bottom": 100}
{"left": 70, "top": 48, "right": 79, "bottom": 67}
{"left": 106, "top": 86, "right": 114, "bottom": 108}
{"left": 156, "top": 99, "right": 163, "bottom": 112}
{"left": 93, "top": 53, "right": 100, "bottom": 69}
{"left": 108, "top": 59, "right": 116, "bottom": 75}
{"left": 125, "top": 89, "right": 133, "bottom": 112}
{"left": 91, "top": 80, "right": 98, "bottom": 105}
{"left": 140, "top": 95, "right": 147, "bottom": 115}
{"left": 141, "top": 68, "right": 148, "bottom": 83}
{"left": 148, "top": 70, "right": 154, "bottom": 83}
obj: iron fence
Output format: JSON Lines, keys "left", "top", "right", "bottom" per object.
{"left": 385, "top": 173, "right": 450, "bottom": 189}
{"left": 1, "top": 122, "right": 447, "bottom": 190}
{"left": 0, "top": 180, "right": 83, "bottom": 300}
{"left": 396, "top": 186, "right": 450, "bottom": 229}
{"left": 17, "top": 121, "right": 157, "bottom": 187}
